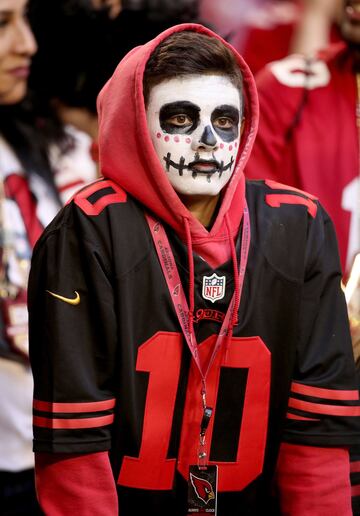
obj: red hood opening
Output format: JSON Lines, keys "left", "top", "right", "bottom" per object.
{"left": 97, "top": 23, "right": 259, "bottom": 266}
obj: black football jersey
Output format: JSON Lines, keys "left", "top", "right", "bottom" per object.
{"left": 29, "top": 178, "right": 360, "bottom": 516}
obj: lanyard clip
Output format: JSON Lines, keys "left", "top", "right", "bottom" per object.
{"left": 200, "top": 406, "right": 213, "bottom": 436}
{"left": 198, "top": 407, "right": 213, "bottom": 467}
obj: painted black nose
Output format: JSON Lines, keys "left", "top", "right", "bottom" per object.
{"left": 199, "top": 125, "right": 217, "bottom": 146}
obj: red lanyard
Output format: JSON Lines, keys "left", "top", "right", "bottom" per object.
{"left": 145, "top": 203, "right": 250, "bottom": 463}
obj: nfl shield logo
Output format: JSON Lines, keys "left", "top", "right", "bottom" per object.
{"left": 202, "top": 273, "right": 226, "bottom": 303}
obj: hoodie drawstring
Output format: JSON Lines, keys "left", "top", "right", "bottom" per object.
{"left": 184, "top": 217, "right": 195, "bottom": 336}
{"left": 225, "top": 213, "right": 240, "bottom": 330}
{"left": 224, "top": 213, "right": 241, "bottom": 361}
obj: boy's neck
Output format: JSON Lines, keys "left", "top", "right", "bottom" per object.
{"left": 179, "top": 193, "right": 220, "bottom": 228}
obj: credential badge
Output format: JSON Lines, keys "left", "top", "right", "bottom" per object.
{"left": 202, "top": 273, "right": 226, "bottom": 303}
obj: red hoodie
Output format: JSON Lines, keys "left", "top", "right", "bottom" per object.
{"left": 96, "top": 23, "right": 259, "bottom": 268}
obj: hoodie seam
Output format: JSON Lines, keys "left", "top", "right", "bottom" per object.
{"left": 189, "top": 232, "right": 239, "bottom": 245}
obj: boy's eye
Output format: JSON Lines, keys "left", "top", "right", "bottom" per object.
{"left": 166, "top": 114, "right": 192, "bottom": 127}
{"left": 213, "top": 117, "right": 234, "bottom": 129}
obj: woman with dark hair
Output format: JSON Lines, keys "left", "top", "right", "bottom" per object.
{"left": 0, "top": 1, "right": 96, "bottom": 513}
{"left": 27, "top": 0, "right": 204, "bottom": 141}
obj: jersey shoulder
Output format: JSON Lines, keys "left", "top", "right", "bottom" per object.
{"left": 246, "top": 179, "right": 326, "bottom": 281}
{"left": 246, "top": 178, "right": 319, "bottom": 218}
{"left": 35, "top": 178, "right": 151, "bottom": 274}
{"left": 69, "top": 177, "right": 127, "bottom": 216}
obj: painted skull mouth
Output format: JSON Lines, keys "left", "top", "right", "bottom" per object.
{"left": 163, "top": 152, "right": 234, "bottom": 182}
{"left": 188, "top": 159, "right": 220, "bottom": 174}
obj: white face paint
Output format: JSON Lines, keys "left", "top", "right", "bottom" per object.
{"left": 146, "top": 74, "right": 242, "bottom": 197}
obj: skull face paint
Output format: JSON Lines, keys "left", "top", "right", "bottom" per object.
{"left": 146, "top": 74, "right": 242, "bottom": 197}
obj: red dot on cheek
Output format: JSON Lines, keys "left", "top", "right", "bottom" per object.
{"left": 235, "top": 142, "right": 238, "bottom": 148}
{"left": 156, "top": 132, "right": 161, "bottom": 139}
{"left": 220, "top": 143, "right": 224, "bottom": 149}
{"left": 186, "top": 137, "right": 191, "bottom": 144}
{"left": 229, "top": 145, "right": 233, "bottom": 151}
{"left": 164, "top": 136, "right": 170, "bottom": 142}
{"left": 174, "top": 136, "right": 180, "bottom": 143}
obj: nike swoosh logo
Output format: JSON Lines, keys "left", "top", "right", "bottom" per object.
{"left": 46, "top": 290, "right": 80, "bottom": 305}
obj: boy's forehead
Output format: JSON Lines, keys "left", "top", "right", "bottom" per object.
{"left": 147, "top": 74, "right": 241, "bottom": 111}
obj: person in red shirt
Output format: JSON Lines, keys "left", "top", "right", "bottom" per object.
{"left": 246, "top": 0, "right": 360, "bottom": 277}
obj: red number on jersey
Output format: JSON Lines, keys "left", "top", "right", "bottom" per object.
{"left": 118, "top": 332, "right": 271, "bottom": 492}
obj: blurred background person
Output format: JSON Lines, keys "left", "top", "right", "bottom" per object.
{"left": 246, "top": 0, "right": 357, "bottom": 279}
{"left": 289, "top": 0, "right": 342, "bottom": 55}
{"left": 0, "top": 0, "right": 96, "bottom": 514}
{"left": 200, "top": 0, "right": 301, "bottom": 74}
{"left": 200, "top": 0, "right": 342, "bottom": 74}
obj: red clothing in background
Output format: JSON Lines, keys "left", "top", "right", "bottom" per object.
{"left": 246, "top": 43, "right": 360, "bottom": 275}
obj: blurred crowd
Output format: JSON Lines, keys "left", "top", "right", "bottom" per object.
{"left": 0, "top": 0, "right": 359, "bottom": 514}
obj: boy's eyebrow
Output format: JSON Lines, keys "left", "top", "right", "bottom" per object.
{"left": 212, "top": 105, "right": 240, "bottom": 119}
{"left": 159, "top": 101, "right": 201, "bottom": 115}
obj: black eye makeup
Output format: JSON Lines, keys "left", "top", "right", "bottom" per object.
{"left": 211, "top": 105, "right": 240, "bottom": 142}
{"left": 159, "top": 101, "right": 200, "bottom": 134}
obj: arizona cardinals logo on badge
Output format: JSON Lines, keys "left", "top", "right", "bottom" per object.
{"left": 190, "top": 472, "right": 215, "bottom": 504}
{"left": 202, "top": 273, "right": 226, "bottom": 303}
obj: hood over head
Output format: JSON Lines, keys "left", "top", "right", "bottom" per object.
{"left": 97, "top": 23, "right": 258, "bottom": 267}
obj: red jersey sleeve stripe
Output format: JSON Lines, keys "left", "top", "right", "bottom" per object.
{"left": 291, "top": 382, "right": 359, "bottom": 401}
{"left": 286, "top": 412, "right": 320, "bottom": 421}
{"left": 352, "top": 485, "right": 360, "bottom": 497}
{"left": 33, "top": 398, "right": 116, "bottom": 413}
{"left": 289, "top": 398, "right": 360, "bottom": 417}
{"left": 33, "top": 414, "right": 114, "bottom": 429}
{"left": 350, "top": 461, "right": 360, "bottom": 473}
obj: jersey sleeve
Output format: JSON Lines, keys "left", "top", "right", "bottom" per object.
{"left": 29, "top": 204, "right": 118, "bottom": 454}
{"left": 283, "top": 204, "right": 360, "bottom": 446}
